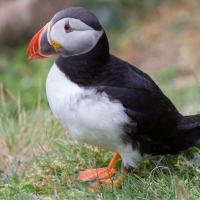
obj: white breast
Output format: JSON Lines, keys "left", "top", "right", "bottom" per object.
{"left": 46, "top": 63, "right": 146, "bottom": 167}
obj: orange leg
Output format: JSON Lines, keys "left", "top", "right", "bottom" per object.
{"left": 78, "top": 152, "right": 121, "bottom": 181}
{"left": 88, "top": 169, "right": 125, "bottom": 192}
{"left": 88, "top": 168, "right": 139, "bottom": 192}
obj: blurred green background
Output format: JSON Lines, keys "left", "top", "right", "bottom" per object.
{"left": 0, "top": 0, "right": 200, "bottom": 113}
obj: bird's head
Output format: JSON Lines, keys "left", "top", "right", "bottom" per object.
{"left": 27, "top": 7, "right": 106, "bottom": 60}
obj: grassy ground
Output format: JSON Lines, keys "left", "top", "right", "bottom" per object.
{"left": 1, "top": 36, "right": 200, "bottom": 200}
{"left": 1, "top": 38, "right": 200, "bottom": 200}
{"left": 0, "top": 92, "right": 200, "bottom": 199}
{"left": 0, "top": 46, "right": 200, "bottom": 199}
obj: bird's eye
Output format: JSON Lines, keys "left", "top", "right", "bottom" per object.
{"left": 64, "top": 23, "right": 72, "bottom": 32}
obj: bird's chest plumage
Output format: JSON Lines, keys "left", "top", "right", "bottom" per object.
{"left": 46, "top": 63, "right": 130, "bottom": 151}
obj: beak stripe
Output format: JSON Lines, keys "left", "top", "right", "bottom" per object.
{"left": 47, "top": 22, "right": 53, "bottom": 45}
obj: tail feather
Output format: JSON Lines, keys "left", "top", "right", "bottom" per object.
{"left": 152, "top": 127, "right": 200, "bottom": 155}
{"left": 178, "top": 114, "right": 200, "bottom": 131}
{"left": 152, "top": 115, "right": 200, "bottom": 156}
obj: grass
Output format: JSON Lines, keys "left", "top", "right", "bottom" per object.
{"left": 0, "top": 82, "right": 200, "bottom": 200}
{"left": 1, "top": 17, "right": 200, "bottom": 199}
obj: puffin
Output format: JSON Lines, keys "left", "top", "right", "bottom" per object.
{"left": 27, "top": 7, "right": 200, "bottom": 188}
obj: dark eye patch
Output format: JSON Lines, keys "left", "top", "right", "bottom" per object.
{"left": 64, "top": 23, "right": 73, "bottom": 32}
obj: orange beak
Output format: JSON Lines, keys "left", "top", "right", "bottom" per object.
{"left": 27, "top": 22, "right": 58, "bottom": 60}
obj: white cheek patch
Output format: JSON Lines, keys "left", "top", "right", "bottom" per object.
{"left": 62, "top": 29, "right": 103, "bottom": 55}
{"left": 50, "top": 18, "right": 103, "bottom": 56}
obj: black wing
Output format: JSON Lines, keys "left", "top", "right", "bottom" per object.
{"left": 95, "top": 55, "right": 180, "bottom": 142}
